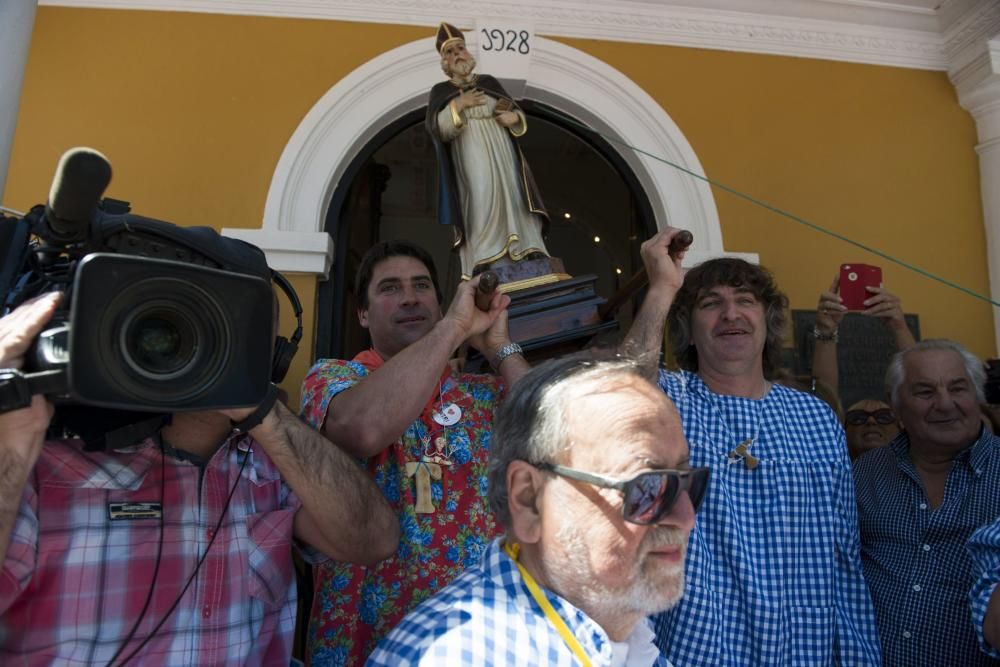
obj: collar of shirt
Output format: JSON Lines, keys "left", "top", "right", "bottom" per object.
{"left": 486, "top": 538, "right": 618, "bottom": 664}
{"left": 891, "top": 425, "right": 993, "bottom": 475}
{"left": 609, "top": 618, "right": 661, "bottom": 667}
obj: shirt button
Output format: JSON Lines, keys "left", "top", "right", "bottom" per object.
{"left": 922, "top": 544, "right": 931, "bottom": 552}
{"left": 202, "top": 606, "right": 211, "bottom": 618}
{"left": 903, "top": 631, "right": 912, "bottom": 639}
{"left": 918, "top": 502, "right": 928, "bottom": 510}
{"left": 912, "top": 584, "right": 922, "bottom": 592}
{"left": 206, "top": 529, "right": 214, "bottom": 539}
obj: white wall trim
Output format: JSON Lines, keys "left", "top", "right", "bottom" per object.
{"left": 41, "top": 0, "right": 949, "bottom": 71}
{"left": 227, "top": 35, "right": 737, "bottom": 277}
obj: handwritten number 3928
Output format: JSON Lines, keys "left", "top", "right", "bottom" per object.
{"left": 480, "top": 29, "right": 530, "bottom": 54}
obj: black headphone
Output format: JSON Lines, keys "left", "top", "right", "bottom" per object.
{"left": 270, "top": 270, "right": 303, "bottom": 384}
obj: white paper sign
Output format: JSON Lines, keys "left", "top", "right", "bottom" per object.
{"left": 472, "top": 20, "right": 535, "bottom": 99}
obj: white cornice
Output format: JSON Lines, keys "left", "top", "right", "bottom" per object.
{"left": 40, "top": 0, "right": 950, "bottom": 70}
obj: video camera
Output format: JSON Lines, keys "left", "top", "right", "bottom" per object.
{"left": 0, "top": 147, "right": 302, "bottom": 448}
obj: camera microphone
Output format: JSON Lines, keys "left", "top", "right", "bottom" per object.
{"left": 44, "top": 147, "right": 112, "bottom": 242}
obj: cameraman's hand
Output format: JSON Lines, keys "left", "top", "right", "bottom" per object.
{"left": 0, "top": 293, "right": 62, "bottom": 368}
{"left": 0, "top": 294, "right": 60, "bottom": 483}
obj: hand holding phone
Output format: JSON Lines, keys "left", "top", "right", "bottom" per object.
{"left": 839, "top": 264, "right": 882, "bottom": 311}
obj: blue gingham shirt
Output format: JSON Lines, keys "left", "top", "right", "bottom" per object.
{"left": 653, "top": 370, "right": 880, "bottom": 666}
{"left": 969, "top": 516, "right": 1000, "bottom": 660}
{"left": 367, "top": 537, "right": 671, "bottom": 666}
{"left": 855, "top": 428, "right": 1000, "bottom": 666}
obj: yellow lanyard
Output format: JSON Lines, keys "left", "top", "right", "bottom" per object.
{"left": 503, "top": 541, "right": 593, "bottom": 667}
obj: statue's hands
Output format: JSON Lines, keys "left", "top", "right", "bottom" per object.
{"left": 816, "top": 276, "right": 846, "bottom": 336}
{"left": 445, "top": 276, "right": 510, "bottom": 344}
{"left": 495, "top": 111, "right": 520, "bottom": 128}
{"left": 456, "top": 89, "right": 487, "bottom": 112}
{"left": 640, "top": 227, "right": 687, "bottom": 295}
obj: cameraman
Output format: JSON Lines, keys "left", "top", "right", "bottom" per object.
{"left": 0, "top": 293, "right": 400, "bottom": 665}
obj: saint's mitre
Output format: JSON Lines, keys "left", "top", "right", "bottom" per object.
{"left": 436, "top": 22, "right": 465, "bottom": 54}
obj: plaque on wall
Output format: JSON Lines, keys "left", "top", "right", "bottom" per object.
{"left": 791, "top": 310, "right": 920, "bottom": 410}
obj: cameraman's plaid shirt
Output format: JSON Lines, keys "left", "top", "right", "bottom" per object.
{"left": 0, "top": 434, "right": 317, "bottom": 665}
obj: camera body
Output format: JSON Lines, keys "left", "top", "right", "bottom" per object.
{"left": 1, "top": 149, "right": 298, "bottom": 444}
{"left": 839, "top": 263, "right": 882, "bottom": 311}
{"left": 3, "top": 206, "right": 277, "bottom": 413}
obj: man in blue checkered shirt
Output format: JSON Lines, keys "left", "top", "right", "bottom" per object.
{"left": 368, "top": 353, "right": 703, "bottom": 666}
{"left": 855, "top": 339, "right": 1000, "bottom": 666}
{"left": 969, "top": 516, "right": 1000, "bottom": 661}
{"left": 624, "top": 228, "right": 881, "bottom": 665}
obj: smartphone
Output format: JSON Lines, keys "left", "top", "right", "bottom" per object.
{"left": 839, "top": 264, "right": 882, "bottom": 311}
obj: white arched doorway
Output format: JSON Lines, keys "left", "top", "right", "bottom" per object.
{"left": 223, "top": 34, "right": 750, "bottom": 276}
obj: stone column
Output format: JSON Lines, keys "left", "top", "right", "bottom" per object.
{"left": 0, "top": 0, "right": 38, "bottom": 200}
{"left": 953, "top": 25, "right": 1000, "bottom": 355}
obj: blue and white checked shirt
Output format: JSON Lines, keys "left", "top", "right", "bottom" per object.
{"left": 855, "top": 428, "right": 1000, "bottom": 666}
{"left": 969, "top": 516, "right": 1000, "bottom": 660}
{"left": 367, "top": 537, "right": 671, "bottom": 667}
{"left": 653, "top": 370, "right": 880, "bottom": 666}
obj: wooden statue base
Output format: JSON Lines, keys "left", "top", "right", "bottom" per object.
{"left": 466, "top": 256, "right": 618, "bottom": 370}
{"left": 487, "top": 256, "right": 572, "bottom": 293}
{"left": 507, "top": 273, "right": 619, "bottom": 360}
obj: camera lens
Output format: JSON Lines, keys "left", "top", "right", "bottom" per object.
{"left": 124, "top": 308, "right": 196, "bottom": 378}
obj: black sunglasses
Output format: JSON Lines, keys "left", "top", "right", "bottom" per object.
{"left": 534, "top": 462, "right": 710, "bottom": 525}
{"left": 845, "top": 408, "right": 896, "bottom": 426}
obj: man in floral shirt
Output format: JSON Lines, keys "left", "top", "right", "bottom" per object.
{"left": 301, "top": 240, "right": 529, "bottom": 665}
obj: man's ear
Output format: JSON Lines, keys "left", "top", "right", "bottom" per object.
{"left": 507, "top": 461, "right": 546, "bottom": 545}
{"left": 358, "top": 306, "right": 369, "bottom": 329}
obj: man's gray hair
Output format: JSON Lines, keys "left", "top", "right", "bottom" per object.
{"left": 885, "top": 338, "right": 986, "bottom": 407}
{"left": 486, "top": 351, "right": 658, "bottom": 529}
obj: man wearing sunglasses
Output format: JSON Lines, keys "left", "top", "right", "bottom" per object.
{"left": 855, "top": 339, "right": 1000, "bottom": 666}
{"left": 844, "top": 399, "right": 900, "bottom": 460}
{"left": 368, "top": 354, "right": 703, "bottom": 666}
{"left": 624, "top": 228, "right": 880, "bottom": 666}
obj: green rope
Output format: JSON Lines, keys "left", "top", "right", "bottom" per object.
{"left": 546, "top": 109, "right": 1000, "bottom": 309}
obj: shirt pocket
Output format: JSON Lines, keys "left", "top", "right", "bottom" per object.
{"left": 245, "top": 508, "right": 296, "bottom": 608}
{"left": 786, "top": 604, "right": 835, "bottom": 665}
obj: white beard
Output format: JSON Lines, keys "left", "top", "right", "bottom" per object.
{"left": 544, "top": 520, "right": 688, "bottom": 621}
{"left": 451, "top": 56, "right": 477, "bottom": 78}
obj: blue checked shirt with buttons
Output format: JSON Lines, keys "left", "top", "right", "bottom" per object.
{"left": 969, "top": 516, "right": 1000, "bottom": 661}
{"left": 653, "top": 370, "right": 881, "bottom": 666}
{"left": 367, "top": 537, "right": 672, "bottom": 667}
{"left": 856, "top": 428, "right": 1000, "bottom": 666}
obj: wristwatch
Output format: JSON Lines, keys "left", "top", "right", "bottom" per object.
{"left": 492, "top": 342, "right": 524, "bottom": 369}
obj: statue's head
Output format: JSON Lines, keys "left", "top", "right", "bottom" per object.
{"left": 436, "top": 22, "right": 476, "bottom": 78}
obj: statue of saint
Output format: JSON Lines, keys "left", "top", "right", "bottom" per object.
{"left": 425, "top": 22, "right": 551, "bottom": 279}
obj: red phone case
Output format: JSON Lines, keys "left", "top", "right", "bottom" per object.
{"left": 840, "top": 264, "right": 882, "bottom": 311}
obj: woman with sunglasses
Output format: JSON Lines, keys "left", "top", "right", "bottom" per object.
{"left": 844, "top": 399, "right": 900, "bottom": 460}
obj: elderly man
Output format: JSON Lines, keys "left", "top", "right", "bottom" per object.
{"left": 0, "top": 293, "right": 399, "bottom": 664}
{"left": 855, "top": 339, "right": 1000, "bottom": 665}
{"left": 367, "top": 353, "right": 706, "bottom": 666}
{"left": 426, "top": 22, "right": 549, "bottom": 278}
{"left": 624, "top": 229, "right": 880, "bottom": 665}
{"left": 301, "top": 240, "right": 529, "bottom": 664}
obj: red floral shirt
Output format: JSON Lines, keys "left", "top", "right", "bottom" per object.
{"left": 300, "top": 356, "right": 505, "bottom": 666}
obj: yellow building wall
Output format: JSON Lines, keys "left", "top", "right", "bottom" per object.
{"left": 5, "top": 8, "right": 992, "bottom": 405}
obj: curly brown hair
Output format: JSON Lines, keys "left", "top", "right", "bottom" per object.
{"left": 667, "top": 258, "right": 788, "bottom": 379}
